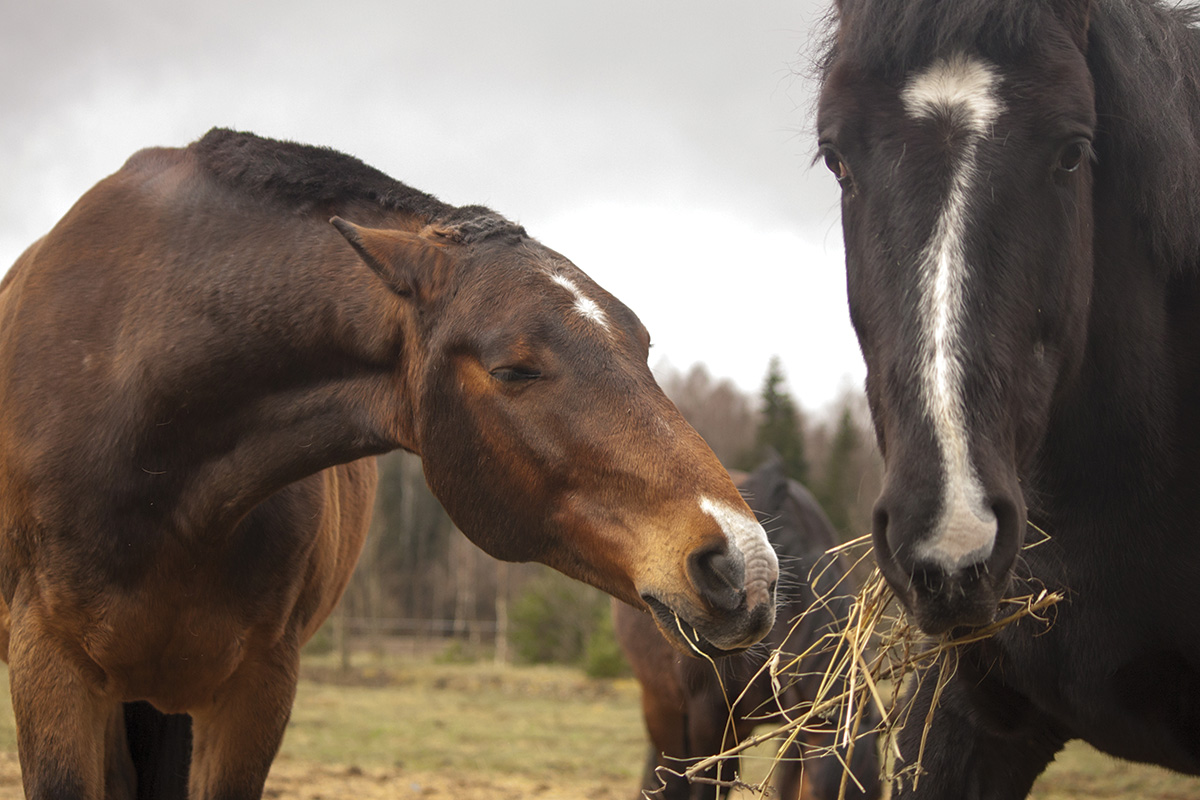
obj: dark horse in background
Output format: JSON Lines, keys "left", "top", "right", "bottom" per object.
{"left": 0, "top": 128, "right": 780, "bottom": 800}
{"left": 817, "top": 0, "right": 1200, "bottom": 796}
{"left": 616, "top": 457, "right": 881, "bottom": 800}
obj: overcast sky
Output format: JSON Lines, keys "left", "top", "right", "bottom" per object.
{"left": 1, "top": 0, "right": 862, "bottom": 412}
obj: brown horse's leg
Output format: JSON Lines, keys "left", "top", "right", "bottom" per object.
{"left": 103, "top": 705, "right": 137, "bottom": 800}
{"left": 771, "top": 739, "right": 808, "bottom": 800}
{"left": 788, "top": 730, "right": 882, "bottom": 800}
{"left": 636, "top": 688, "right": 694, "bottom": 799}
{"left": 187, "top": 642, "right": 299, "bottom": 800}
{"left": 7, "top": 611, "right": 111, "bottom": 799}
{"left": 684, "top": 698, "right": 738, "bottom": 800}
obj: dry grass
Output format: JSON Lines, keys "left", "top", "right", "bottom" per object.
{"left": 674, "top": 534, "right": 1064, "bottom": 799}
{"left": 0, "top": 652, "right": 1190, "bottom": 798}
{"left": 668, "top": 527, "right": 1200, "bottom": 800}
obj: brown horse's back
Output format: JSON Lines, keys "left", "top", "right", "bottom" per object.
{"left": 0, "top": 150, "right": 378, "bottom": 785}
{"left": 1, "top": 129, "right": 781, "bottom": 800}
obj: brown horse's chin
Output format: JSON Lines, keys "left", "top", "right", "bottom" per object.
{"left": 641, "top": 596, "right": 752, "bottom": 659}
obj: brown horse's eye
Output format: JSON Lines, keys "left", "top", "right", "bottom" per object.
{"left": 1056, "top": 140, "right": 1089, "bottom": 174}
{"left": 491, "top": 366, "right": 541, "bottom": 384}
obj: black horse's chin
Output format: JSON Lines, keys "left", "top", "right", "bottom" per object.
{"left": 641, "top": 596, "right": 747, "bottom": 659}
{"left": 891, "top": 571, "right": 1003, "bottom": 637}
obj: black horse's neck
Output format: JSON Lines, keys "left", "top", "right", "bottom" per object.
{"left": 1036, "top": 187, "right": 1200, "bottom": 534}
{"left": 1027, "top": 2, "right": 1200, "bottom": 532}
{"left": 1088, "top": 1, "right": 1200, "bottom": 271}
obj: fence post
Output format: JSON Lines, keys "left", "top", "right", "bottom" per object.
{"left": 335, "top": 600, "right": 351, "bottom": 673}
{"left": 494, "top": 561, "right": 509, "bottom": 665}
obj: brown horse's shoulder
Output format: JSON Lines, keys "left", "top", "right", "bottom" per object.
{"left": 0, "top": 234, "right": 44, "bottom": 296}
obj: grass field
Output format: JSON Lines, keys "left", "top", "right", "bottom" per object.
{"left": 0, "top": 652, "right": 1194, "bottom": 798}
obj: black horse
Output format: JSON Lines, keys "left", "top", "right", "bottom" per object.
{"left": 615, "top": 457, "right": 882, "bottom": 800}
{"left": 817, "top": 0, "right": 1200, "bottom": 796}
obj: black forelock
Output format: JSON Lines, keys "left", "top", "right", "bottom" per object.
{"left": 191, "top": 128, "right": 526, "bottom": 244}
{"left": 820, "top": 0, "right": 1049, "bottom": 78}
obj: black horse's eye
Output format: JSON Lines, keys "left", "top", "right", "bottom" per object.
{"left": 491, "top": 366, "right": 541, "bottom": 384}
{"left": 823, "top": 150, "right": 852, "bottom": 186}
{"left": 1056, "top": 139, "right": 1090, "bottom": 174}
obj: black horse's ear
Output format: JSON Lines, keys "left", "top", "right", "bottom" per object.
{"left": 331, "top": 217, "right": 451, "bottom": 298}
{"left": 1049, "top": 0, "right": 1091, "bottom": 52}
{"left": 748, "top": 449, "right": 790, "bottom": 517}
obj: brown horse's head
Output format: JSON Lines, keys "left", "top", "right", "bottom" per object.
{"left": 332, "top": 216, "right": 778, "bottom": 655}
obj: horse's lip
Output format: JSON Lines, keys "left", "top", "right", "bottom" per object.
{"left": 641, "top": 595, "right": 748, "bottom": 658}
{"left": 874, "top": 536, "right": 1007, "bottom": 635}
{"left": 895, "top": 580, "right": 1002, "bottom": 636}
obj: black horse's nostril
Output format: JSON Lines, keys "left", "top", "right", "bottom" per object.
{"left": 688, "top": 546, "right": 746, "bottom": 612}
{"left": 873, "top": 505, "right": 891, "bottom": 553}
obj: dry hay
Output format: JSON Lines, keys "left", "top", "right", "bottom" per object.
{"left": 652, "top": 527, "right": 1063, "bottom": 800}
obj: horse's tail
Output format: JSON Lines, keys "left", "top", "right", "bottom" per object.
{"left": 123, "top": 701, "right": 192, "bottom": 800}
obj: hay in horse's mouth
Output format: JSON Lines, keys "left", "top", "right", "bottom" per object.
{"left": 640, "top": 595, "right": 747, "bottom": 660}
{"left": 674, "top": 532, "right": 1063, "bottom": 799}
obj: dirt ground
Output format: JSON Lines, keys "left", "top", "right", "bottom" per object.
{"left": 0, "top": 753, "right": 635, "bottom": 800}
{"left": 1, "top": 747, "right": 1199, "bottom": 800}
{"left": 265, "top": 759, "right": 634, "bottom": 800}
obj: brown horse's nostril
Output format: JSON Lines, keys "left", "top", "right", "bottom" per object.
{"left": 688, "top": 546, "right": 746, "bottom": 612}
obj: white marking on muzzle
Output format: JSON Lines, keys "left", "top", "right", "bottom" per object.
{"left": 550, "top": 273, "right": 610, "bottom": 330}
{"left": 698, "top": 496, "right": 779, "bottom": 608}
{"left": 902, "top": 55, "right": 1002, "bottom": 572}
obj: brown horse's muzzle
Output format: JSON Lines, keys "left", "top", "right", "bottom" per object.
{"left": 642, "top": 588, "right": 777, "bottom": 658}
{"left": 637, "top": 498, "right": 780, "bottom": 656}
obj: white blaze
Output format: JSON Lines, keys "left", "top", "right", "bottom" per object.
{"left": 698, "top": 495, "right": 778, "bottom": 608}
{"left": 901, "top": 54, "right": 1003, "bottom": 572}
{"left": 550, "top": 272, "right": 610, "bottom": 330}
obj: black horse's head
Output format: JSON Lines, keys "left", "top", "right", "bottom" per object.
{"left": 817, "top": 0, "right": 1096, "bottom": 633}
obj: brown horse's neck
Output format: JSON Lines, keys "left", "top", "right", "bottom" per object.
{"left": 151, "top": 231, "right": 418, "bottom": 530}
{"left": 15, "top": 162, "right": 421, "bottom": 534}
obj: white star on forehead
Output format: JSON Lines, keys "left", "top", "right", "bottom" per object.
{"left": 550, "top": 272, "right": 610, "bottom": 330}
{"left": 902, "top": 53, "right": 1004, "bottom": 572}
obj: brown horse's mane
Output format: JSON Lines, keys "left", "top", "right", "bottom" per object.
{"left": 190, "top": 128, "right": 527, "bottom": 243}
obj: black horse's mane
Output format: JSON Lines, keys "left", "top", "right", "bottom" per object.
{"left": 191, "top": 128, "right": 526, "bottom": 244}
{"left": 1089, "top": 1, "right": 1200, "bottom": 268}
{"left": 822, "top": 0, "right": 1200, "bottom": 270}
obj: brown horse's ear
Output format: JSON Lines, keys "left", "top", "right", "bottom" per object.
{"left": 330, "top": 217, "right": 451, "bottom": 298}
{"left": 1050, "top": 0, "right": 1091, "bottom": 52}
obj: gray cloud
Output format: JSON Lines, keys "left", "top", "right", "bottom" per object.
{"left": 1, "top": 0, "right": 858, "bottom": 406}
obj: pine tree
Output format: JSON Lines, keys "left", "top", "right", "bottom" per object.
{"left": 749, "top": 357, "right": 808, "bottom": 483}
{"left": 818, "top": 404, "right": 861, "bottom": 540}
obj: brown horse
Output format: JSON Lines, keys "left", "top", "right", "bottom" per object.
{"left": 615, "top": 457, "right": 881, "bottom": 800}
{"left": 0, "top": 129, "right": 779, "bottom": 800}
